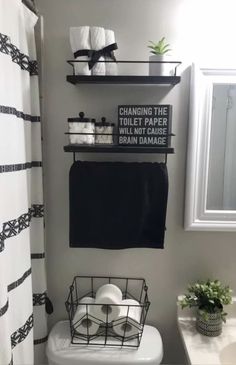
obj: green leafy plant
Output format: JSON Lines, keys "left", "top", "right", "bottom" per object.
{"left": 148, "top": 37, "right": 171, "bottom": 55}
{"left": 179, "top": 280, "right": 233, "bottom": 322}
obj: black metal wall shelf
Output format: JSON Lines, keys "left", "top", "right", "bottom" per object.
{"left": 65, "top": 60, "right": 179, "bottom": 159}
{"left": 66, "top": 75, "right": 181, "bottom": 85}
{"left": 66, "top": 60, "right": 181, "bottom": 85}
{"left": 64, "top": 144, "right": 174, "bottom": 154}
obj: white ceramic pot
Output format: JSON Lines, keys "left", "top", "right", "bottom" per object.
{"left": 149, "top": 54, "right": 173, "bottom": 76}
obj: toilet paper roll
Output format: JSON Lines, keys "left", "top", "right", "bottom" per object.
{"left": 105, "top": 29, "right": 117, "bottom": 75}
{"left": 90, "top": 26, "right": 106, "bottom": 75}
{"left": 112, "top": 299, "right": 142, "bottom": 337}
{"left": 93, "top": 284, "right": 122, "bottom": 323}
{"left": 72, "top": 297, "right": 99, "bottom": 335}
{"left": 70, "top": 26, "right": 91, "bottom": 75}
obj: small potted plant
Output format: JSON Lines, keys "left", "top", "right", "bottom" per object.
{"left": 148, "top": 37, "right": 172, "bottom": 76}
{"left": 179, "top": 280, "right": 233, "bottom": 337}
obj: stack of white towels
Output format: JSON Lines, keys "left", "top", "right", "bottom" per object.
{"left": 70, "top": 26, "right": 118, "bottom": 76}
{"left": 72, "top": 283, "right": 142, "bottom": 337}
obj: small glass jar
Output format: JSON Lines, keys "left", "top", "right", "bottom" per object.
{"left": 68, "top": 112, "right": 95, "bottom": 145}
{"left": 95, "top": 117, "right": 115, "bottom": 145}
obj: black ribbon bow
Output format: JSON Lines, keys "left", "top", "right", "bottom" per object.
{"left": 74, "top": 43, "right": 118, "bottom": 70}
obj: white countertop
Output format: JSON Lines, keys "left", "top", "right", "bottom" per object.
{"left": 178, "top": 318, "right": 236, "bottom": 365}
{"left": 177, "top": 298, "right": 236, "bottom": 365}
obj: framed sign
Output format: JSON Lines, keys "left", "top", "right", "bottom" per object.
{"left": 118, "top": 105, "right": 172, "bottom": 146}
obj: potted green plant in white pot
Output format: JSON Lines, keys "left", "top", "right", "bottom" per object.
{"left": 179, "top": 280, "right": 233, "bottom": 337}
{"left": 148, "top": 37, "right": 172, "bottom": 76}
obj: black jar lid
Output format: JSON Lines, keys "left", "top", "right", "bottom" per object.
{"left": 95, "top": 117, "right": 115, "bottom": 127}
{"left": 68, "top": 112, "right": 92, "bottom": 123}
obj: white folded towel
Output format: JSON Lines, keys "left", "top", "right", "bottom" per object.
{"left": 90, "top": 26, "right": 106, "bottom": 75}
{"left": 105, "top": 29, "right": 117, "bottom": 75}
{"left": 70, "top": 26, "right": 91, "bottom": 75}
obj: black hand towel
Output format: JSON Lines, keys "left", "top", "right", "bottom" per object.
{"left": 69, "top": 161, "right": 168, "bottom": 249}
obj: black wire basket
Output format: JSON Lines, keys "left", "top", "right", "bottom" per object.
{"left": 65, "top": 275, "right": 150, "bottom": 347}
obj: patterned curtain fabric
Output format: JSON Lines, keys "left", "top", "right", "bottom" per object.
{"left": 0, "top": 0, "right": 48, "bottom": 364}
{"left": 22, "top": 0, "right": 38, "bottom": 15}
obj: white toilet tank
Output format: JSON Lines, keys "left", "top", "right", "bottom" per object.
{"left": 46, "top": 321, "right": 163, "bottom": 365}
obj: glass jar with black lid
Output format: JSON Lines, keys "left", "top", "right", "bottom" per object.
{"left": 68, "top": 112, "right": 95, "bottom": 145}
{"left": 95, "top": 117, "right": 115, "bottom": 145}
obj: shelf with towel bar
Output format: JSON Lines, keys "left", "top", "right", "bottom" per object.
{"left": 64, "top": 136, "right": 175, "bottom": 165}
{"left": 64, "top": 144, "right": 174, "bottom": 154}
{"left": 66, "top": 60, "right": 181, "bottom": 85}
{"left": 64, "top": 130, "right": 175, "bottom": 163}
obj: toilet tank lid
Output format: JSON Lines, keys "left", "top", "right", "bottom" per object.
{"left": 46, "top": 321, "right": 163, "bottom": 365}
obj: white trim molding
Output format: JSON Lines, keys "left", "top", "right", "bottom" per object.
{"left": 185, "top": 64, "right": 236, "bottom": 231}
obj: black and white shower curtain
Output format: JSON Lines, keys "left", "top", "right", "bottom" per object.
{"left": 0, "top": 0, "right": 48, "bottom": 364}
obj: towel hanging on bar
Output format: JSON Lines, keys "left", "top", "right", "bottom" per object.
{"left": 69, "top": 161, "right": 168, "bottom": 249}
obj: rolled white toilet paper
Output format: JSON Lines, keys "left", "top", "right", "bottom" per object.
{"left": 70, "top": 26, "right": 91, "bottom": 75}
{"left": 90, "top": 26, "right": 106, "bottom": 75}
{"left": 113, "top": 299, "right": 142, "bottom": 337}
{"left": 72, "top": 297, "right": 99, "bottom": 335}
{"left": 105, "top": 29, "right": 117, "bottom": 75}
{"left": 93, "top": 284, "right": 122, "bottom": 323}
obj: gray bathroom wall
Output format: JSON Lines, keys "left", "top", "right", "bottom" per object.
{"left": 36, "top": 0, "right": 236, "bottom": 363}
